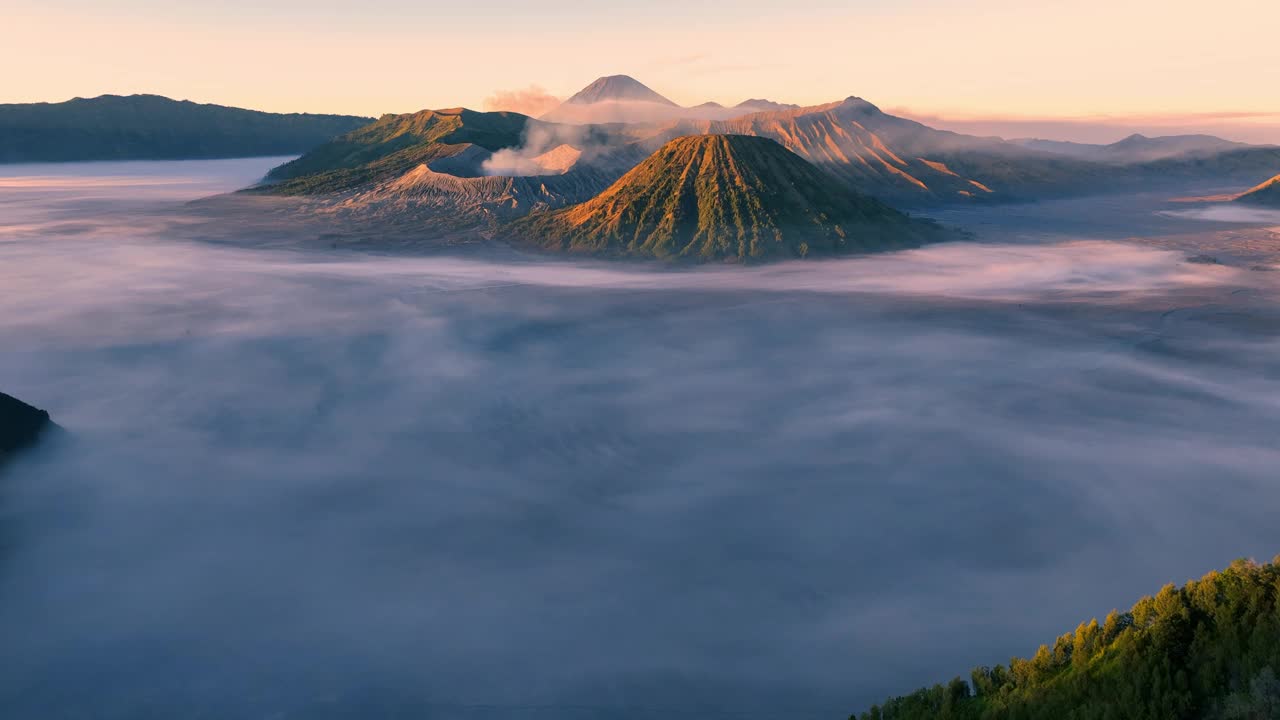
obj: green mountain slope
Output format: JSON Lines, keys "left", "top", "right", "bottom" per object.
{"left": 263, "top": 107, "right": 532, "bottom": 188}
{"left": 1235, "top": 174, "right": 1280, "bottom": 206}
{"left": 510, "top": 134, "right": 949, "bottom": 262}
{"left": 853, "top": 557, "right": 1280, "bottom": 720}
{"left": 0, "top": 94, "right": 371, "bottom": 163}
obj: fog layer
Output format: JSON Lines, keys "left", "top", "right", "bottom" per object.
{"left": 2, "top": 159, "right": 1279, "bottom": 719}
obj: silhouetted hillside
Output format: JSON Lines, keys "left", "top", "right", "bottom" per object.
{"left": 0, "top": 391, "right": 58, "bottom": 466}
{"left": 0, "top": 95, "right": 372, "bottom": 163}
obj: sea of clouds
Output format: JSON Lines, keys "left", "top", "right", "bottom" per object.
{"left": 2, "top": 158, "right": 1278, "bottom": 719}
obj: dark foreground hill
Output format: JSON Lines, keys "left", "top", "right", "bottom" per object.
{"left": 853, "top": 557, "right": 1280, "bottom": 720}
{"left": 510, "top": 134, "right": 949, "bottom": 262}
{"left": 0, "top": 95, "right": 372, "bottom": 163}
{"left": 1235, "top": 174, "right": 1280, "bottom": 206}
{"left": 1, "top": 391, "right": 58, "bottom": 467}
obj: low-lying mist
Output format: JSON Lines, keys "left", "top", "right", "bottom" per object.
{"left": 1161, "top": 204, "right": 1280, "bottom": 225}
{"left": 2, "top": 159, "right": 1280, "bottom": 719}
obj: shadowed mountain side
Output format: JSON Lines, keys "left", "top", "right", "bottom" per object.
{"left": 1, "top": 391, "right": 59, "bottom": 467}
{"left": 508, "top": 135, "right": 951, "bottom": 262}
{"left": 1235, "top": 174, "right": 1280, "bottom": 206}
{"left": 0, "top": 94, "right": 371, "bottom": 163}
{"left": 1133, "top": 147, "right": 1280, "bottom": 184}
{"left": 626, "top": 99, "right": 1280, "bottom": 204}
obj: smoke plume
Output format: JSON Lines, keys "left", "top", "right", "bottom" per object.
{"left": 482, "top": 85, "right": 563, "bottom": 118}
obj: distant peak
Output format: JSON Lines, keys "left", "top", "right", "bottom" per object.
{"left": 733, "top": 98, "right": 800, "bottom": 112}
{"left": 564, "top": 75, "right": 677, "bottom": 106}
{"left": 839, "top": 96, "right": 881, "bottom": 113}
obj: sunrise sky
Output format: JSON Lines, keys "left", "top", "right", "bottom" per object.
{"left": 7, "top": 0, "right": 1280, "bottom": 142}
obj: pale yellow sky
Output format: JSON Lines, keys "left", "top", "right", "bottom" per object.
{"left": 6, "top": 0, "right": 1279, "bottom": 140}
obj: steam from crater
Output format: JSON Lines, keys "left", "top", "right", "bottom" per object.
{"left": 481, "top": 85, "right": 562, "bottom": 118}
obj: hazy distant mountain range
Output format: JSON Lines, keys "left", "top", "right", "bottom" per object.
{"left": 0, "top": 95, "right": 371, "bottom": 163}
{"left": 1011, "top": 133, "right": 1254, "bottom": 163}
{"left": 541, "top": 75, "right": 799, "bottom": 123}
{"left": 852, "top": 558, "right": 1280, "bottom": 720}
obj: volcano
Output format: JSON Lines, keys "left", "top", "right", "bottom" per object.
{"left": 562, "top": 75, "right": 678, "bottom": 106}
{"left": 511, "top": 134, "right": 949, "bottom": 262}
{"left": 542, "top": 75, "right": 683, "bottom": 124}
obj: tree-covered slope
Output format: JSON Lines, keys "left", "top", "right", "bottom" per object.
{"left": 853, "top": 557, "right": 1280, "bottom": 720}
{"left": 511, "top": 134, "right": 949, "bottom": 262}
{"left": 1235, "top": 174, "right": 1280, "bottom": 206}
{"left": 0, "top": 94, "right": 371, "bottom": 163}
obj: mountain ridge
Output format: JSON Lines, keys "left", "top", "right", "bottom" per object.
{"left": 509, "top": 134, "right": 949, "bottom": 262}
{"left": 1235, "top": 173, "right": 1280, "bottom": 205}
{"left": 544, "top": 76, "right": 800, "bottom": 123}
{"left": 0, "top": 94, "right": 372, "bottom": 163}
